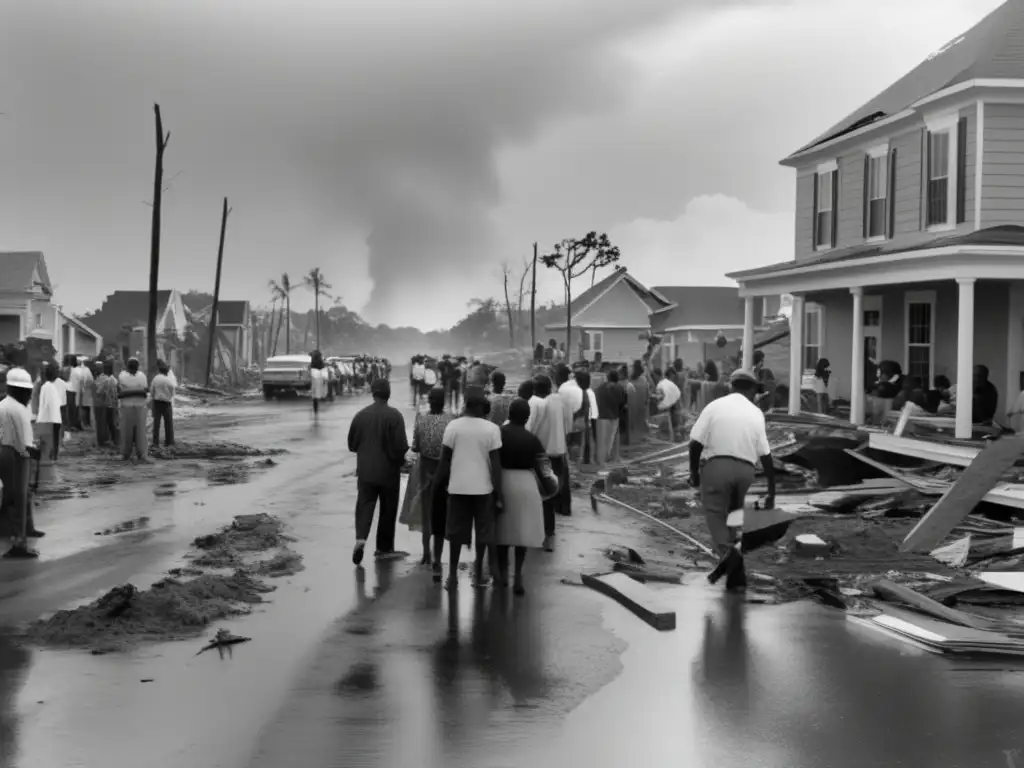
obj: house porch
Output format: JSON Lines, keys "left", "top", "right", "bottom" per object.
{"left": 731, "top": 240, "right": 1024, "bottom": 439}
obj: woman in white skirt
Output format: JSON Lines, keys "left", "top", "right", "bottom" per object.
{"left": 309, "top": 350, "right": 330, "bottom": 415}
{"left": 495, "top": 398, "right": 548, "bottom": 595}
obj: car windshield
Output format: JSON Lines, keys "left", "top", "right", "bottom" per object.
{"left": 266, "top": 359, "right": 308, "bottom": 368}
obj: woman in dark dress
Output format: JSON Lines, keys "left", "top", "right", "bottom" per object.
{"left": 495, "top": 398, "right": 548, "bottom": 595}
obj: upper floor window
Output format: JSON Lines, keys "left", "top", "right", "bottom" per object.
{"left": 924, "top": 112, "right": 967, "bottom": 229}
{"left": 865, "top": 146, "right": 889, "bottom": 239}
{"left": 813, "top": 161, "right": 838, "bottom": 249}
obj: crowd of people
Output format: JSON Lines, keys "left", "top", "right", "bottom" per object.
{"left": 347, "top": 354, "right": 757, "bottom": 594}
{"left": 0, "top": 354, "right": 179, "bottom": 558}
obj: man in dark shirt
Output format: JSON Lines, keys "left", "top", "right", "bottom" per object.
{"left": 347, "top": 379, "right": 409, "bottom": 565}
{"left": 594, "top": 369, "right": 627, "bottom": 465}
{"left": 973, "top": 364, "right": 999, "bottom": 424}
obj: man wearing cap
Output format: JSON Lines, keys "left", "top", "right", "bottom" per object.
{"left": 688, "top": 368, "right": 776, "bottom": 591}
{"left": 0, "top": 367, "right": 43, "bottom": 555}
{"left": 348, "top": 378, "right": 410, "bottom": 565}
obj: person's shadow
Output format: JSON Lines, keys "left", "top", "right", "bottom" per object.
{"left": 691, "top": 594, "right": 753, "bottom": 730}
{"left": 0, "top": 633, "right": 31, "bottom": 768}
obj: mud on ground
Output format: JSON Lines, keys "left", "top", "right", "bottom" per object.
{"left": 21, "top": 513, "right": 305, "bottom": 653}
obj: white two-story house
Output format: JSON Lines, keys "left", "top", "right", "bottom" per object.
{"left": 727, "top": 0, "right": 1024, "bottom": 438}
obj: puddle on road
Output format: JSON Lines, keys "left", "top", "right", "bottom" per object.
{"left": 336, "top": 661, "right": 380, "bottom": 694}
{"left": 94, "top": 516, "right": 151, "bottom": 537}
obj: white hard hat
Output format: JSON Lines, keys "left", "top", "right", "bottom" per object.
{"left": 5, "top": 368, "right": 33, "bottom": 389}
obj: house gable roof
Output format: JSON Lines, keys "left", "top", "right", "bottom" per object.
{"left": 568, "top": 267, "right": 671, "bottom": 322}
{"left": 648, "top": 286, "right": 750, "bottom": 333}
{"left": 216, "top": 301, "right": 249, "bottom": 326}
{"left": 0, "top": 252, "right": 51, "bottom": 294}
{"left": 789, "top": 0, "right": 1019, "bottom": 158}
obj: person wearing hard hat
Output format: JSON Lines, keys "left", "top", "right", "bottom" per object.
{"left": 0, "top": 367, "right": 44, "bottom": 556}
{"left": 688, "top": 368, "right": 776, "bottom": 591}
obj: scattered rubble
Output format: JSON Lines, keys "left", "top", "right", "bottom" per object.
{"left": 22, "top": 513, "right": 303, "bottom": 653}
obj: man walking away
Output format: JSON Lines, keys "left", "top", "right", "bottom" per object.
{"left": 348, "top": 379, "right": 409, "bottom": 565}
{"left": 432, "top": 386, "right": 502, "bottom": 590}
{"left": 36, "top": 363, "right": 62, "bottom": 463}
{"left": 595, "top": 369, "right": 627, "bottom": 465}
{"left": 118, "top": 357, "right": 149, "bottom": 462}
{"left": 94, "top": 360, "right": 119, "bottom": 448}
{"left": 411, "top": 356, "right": 426, "bottom": 408}
{"left": 0, "top": 367, "right": 44, "bottom": 556}
{"left": 688, "top": 369, "right": 776, "bottom": 591}
{"left": 528, "top": 374, "right": 571, "bottom": 551}
{"left": 79, "top": 360, "right": 96, "bottom": 429}
{"left": 151, "top": 361, "right": 176, "bottom": 448}
{"left": 65, "top": 355, "right": 82, "bottom": 431}
{"left": 488, "top": 371, "right": 515, "bottom": 426}
{"left": 652, "top": 368, "right": 682, "bottom": 441}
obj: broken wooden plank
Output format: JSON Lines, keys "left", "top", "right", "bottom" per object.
{"left": 978, "top": 572, "right": 1024, "bottom": 595}
{"left": 868, "top": 433, "right": 981, "bottom": 466}
{"left": 869, "top": 578, "right": 1000, "bottom": 632}
{"left": 900, "top": 435, "right": 1024, "bottom": 553}
{"left": 581, "top": 572, "right": 677, "bottom": 630}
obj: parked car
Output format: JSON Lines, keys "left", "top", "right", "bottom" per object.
{"left": 261, "top": 354, "right": 312, "bottom": 400}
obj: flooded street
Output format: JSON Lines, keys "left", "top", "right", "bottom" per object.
{"left": 0, "top": 393, "right": 1022, "bottom": 768}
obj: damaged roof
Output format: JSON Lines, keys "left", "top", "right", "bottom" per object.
{"left": 789, "top": 0, "right": 1022, "bottom": 158}
{"left": 649, "top": 286, "right": 748, "bottom": 333}
{"left": 81, "top": 290, "right": 174, "bottom": 346}
{"left": 0, "top": 252, "right": 51, "bottom": 294}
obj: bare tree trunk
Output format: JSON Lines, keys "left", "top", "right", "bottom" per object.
{"left": 147, "top": 104, "right": 170, "bottom": 378}
{"left": 564, "top": 278, "right": 572, "bottom": 365}
{"left": 272, "top": 304, "right": 284, "bottom": 356}
{"left": 314, "top": 290, "right": 320, "bottom": 349}
{"left": 205, "top": 197, "right": 231, "bottom": 386}
{"left": 530, "top": 242, "right": 537, "bottom": 352}
{"left": 285, "top": 294, "right": 291, "bottom": 354}
{"left": 303, "top": 314, "right": 310, "bottom": 350}
{"left": 502, "top": 268, "right": 514, "bottom": 348}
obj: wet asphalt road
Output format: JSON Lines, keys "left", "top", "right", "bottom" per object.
{"left": 2, "top": 391, "right": 1024, "bottom": 767}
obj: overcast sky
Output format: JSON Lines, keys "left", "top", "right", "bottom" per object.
{"left": 0, "top": 0, "right": 1002, "bottom": 329}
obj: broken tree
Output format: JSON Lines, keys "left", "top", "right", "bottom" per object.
{"left": 205, "top": 197, "right": 232, "bottom": 387}
{"left": 148, "top": 104, "right": 170, "bottom": 378}
{"left": 541, "top": 232, "right": 621, "bottom": 358}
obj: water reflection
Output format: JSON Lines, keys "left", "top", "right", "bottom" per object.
{"left": 0, "top": 634, "right": 31, "bottom": 768}
{"left": 691, "top": 594, "right": 753, "bottom": 733}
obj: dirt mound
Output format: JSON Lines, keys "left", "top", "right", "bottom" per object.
{"left": 23, "top": 570, "right": 274, "bottom": 653}
{"left": 150, "top": 441, "right": 285, "bottom": 460}
{"left": 191, "top": 513, "right": 297, "bottom": 568}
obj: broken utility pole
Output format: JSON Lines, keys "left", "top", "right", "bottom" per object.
{"left": 530, "top": 241, "right": 537, "bottom": 352}
{"left": 148, "top": 104, "right": 170, "bottom": 379}
{"left": 205, "top": 197, "right": 232, "bottom": 387}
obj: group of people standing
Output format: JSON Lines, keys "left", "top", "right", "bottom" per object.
{"left": 409, "top": 354, "right": 494, "bottom": 412}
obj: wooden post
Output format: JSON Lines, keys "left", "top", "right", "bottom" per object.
{"left": 147, "top": 104, "right": 170, "bottom": 379}
{"left": 205, "top": 197, "right": 231, "bottom": 387}
{"left": 530, "top": 242, "right": 537, "bottom": 353}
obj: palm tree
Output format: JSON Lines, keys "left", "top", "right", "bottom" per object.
{"left": 266, "top": 293, "right": 280, "bottom": 359}
{"left": 303, "top": 267, "right": 334, "bottom": 350}
{"left": 268, "top": 273, "right": 296, "bottom": 354}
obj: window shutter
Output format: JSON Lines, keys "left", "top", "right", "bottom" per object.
{"left": 921, "top": 129, "right": 930, "bottom": 229}
{"left": 811, "top": 172, "right": 819, "bottom": 247}
{"left": 956, "top": 116, "right": 968, "bottom": 223}
{"left": 887, "top": 147, "right": 898, "bottom": 239}
{"left": 830, "top": 169, "right": 839, "bottom": 247}
{"left": 862, "top": 155, "right": 870, "bottom": 238}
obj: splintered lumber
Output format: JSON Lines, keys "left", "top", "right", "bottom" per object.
{"left": 581, "top": 572, "right": 677, "bottom": 630}
{"left": 869, "top": 605, "right": 1024, "bottom": 656}
{"left": 900, "top": 435, "right": 1024, "bottom": 552}
{"left": 868, "top": 433, "right": 980, "bottom": 466}
{"left": 869, "top": 578, "right": 1000, "bottom": 632}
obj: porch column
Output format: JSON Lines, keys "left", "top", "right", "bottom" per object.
{"left": 955, "top": 278, "right": 976, "bottom": 439}
{"left": 788, "top": 294, "right": 805, "bottom": 415}
{"left": 850, "top": 287, "right": 865, "bottom": 425}
{"left": 741, "top": 296, "right": 755, "bottom": 370}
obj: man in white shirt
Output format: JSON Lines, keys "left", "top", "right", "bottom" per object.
{"left": 410, "top": 356, "right": 426, "bottom": 407}
{"left": 652, "top": 368, "right": 682, "bottom": 440}
{"left": 36, "top": 362, "right": 64, "bottom": 463}
{"left": 0, "top": 367, "right": 43, "bottom": 554}
{"left": 689, "top": 369, "right": 776, "bottom": 591}
{"left": 434, "top": 387, "right": 502, "bottom": 589}
{"left": 528, "top": 374, "right": 572, "bottom": 550}
{"left": 118, "top": 357, "right": 149, "bottom": 462}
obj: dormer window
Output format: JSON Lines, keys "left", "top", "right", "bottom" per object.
{"left": 813, "top": 160, "right": 838, "bottom": 250}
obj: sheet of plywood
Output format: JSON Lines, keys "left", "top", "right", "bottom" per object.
{"left": 979, "top": 572, "right": 1024, "bottom": 595}
{"left": 900, "top": 435, "right": 1024, "bottom": 553}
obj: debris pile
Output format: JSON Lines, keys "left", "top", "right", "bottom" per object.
{"left": 596, "top": 411, "right": 1024, "bottom": 654}
{"left": 150, "top": 441, "right": 284, "bottom": 460}
{"left": 23, "top": 513, "right": 303, "bottom": 653}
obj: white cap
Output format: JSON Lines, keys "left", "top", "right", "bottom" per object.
{"left": 5, "top": 368, "right": 33, "bottom": 389}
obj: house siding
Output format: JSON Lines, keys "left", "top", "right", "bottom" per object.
{"left": 807, "top": 282, "right": 1008, "bottom": 414}
{"left": 981, "top": 102, "right": 1024, "bottom": 227}
{"left": 583, "top": 327, "right": 647, "bottom": 363}
{"left": 794, "top": 105, "right": 977, "bottom": 261}
{"left": 573, "top": 280, "right": 652, "bottom": 327}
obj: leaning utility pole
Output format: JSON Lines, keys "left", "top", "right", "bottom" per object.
{"left": 530, "top": 241, "right": 538, "bottom": 351}
{"left": 205, "top": 197, "right": 232, "bottom": 386}
{"left": 147, "top": 104, "right": 170, "bottom": 378}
